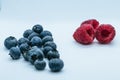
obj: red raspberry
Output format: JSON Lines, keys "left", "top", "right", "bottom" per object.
{"left": 81, "top": 19, "right": 99, "bottom": 30}
{"left": 96, "top": 24, "right": 116, "bottom": 44}
{"left": 73, "top": 24, "right": 95, "bottom": 44}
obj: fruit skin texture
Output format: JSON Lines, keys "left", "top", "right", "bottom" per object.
{"left": 95, "top": 24, "right": 116, "bottom": 44}
{"left": 43, "top": 41, "right": 57, "bottom": 50}
{"left": 40, "top": 30, "right": 52, "bottom": 39}
{"left": 30, "top": 36, "right": 42, "bottom": 47}
{"left": 49, "top": 58, "right": 64, "bottom": 72}
{"left": 19, "top": 43, "right": 30, "bottom": 53}
{"left": 23, "top": 29, "right": 33, "bottom": 38}
{"left": 47, "top": 50, "right": 60, "bottom": 60}
{"left": 42, "top": 36, "right": 53, "bottom": 45}
{"left": 18, "top": 38, "right": 30, "bottom": 46}
{"left": 4, "top": 36, "right": 18, "bottom": 49}
{"left": 28, "top": 47, "right": 44, "bottom": 64}
{"left": 34, "top": 59, "right": 46, "bottom": 70}
{"left": 73, "top": 24, "right": 95, "bottom": 44}
{"left": 32, "top": 24, "right": 43, "bottom": 34}
{"left": 81, "top": 19, "right": 99, "bottom": 30}
{"left": 9, "top": 47, "right": 21, "bottom": 60}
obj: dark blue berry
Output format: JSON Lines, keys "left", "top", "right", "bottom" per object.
{"left": 19, "top": 43, "right": 30, "bottom": 53}
{"left": 30, "top": 36, "right": 42, "bottom": 47}
{"left": 44, "top": 41, "right": 57, "bottom": 50}
{"left": 23, "top": 29, "right": 33, "bottom": 38}
{"left": 42, "top": 36, "right": 53, "bottom": 44}
{"left": 9, "top": 47, "right": 21, "bottom": 60}
{"left": 43, "top": 46, "right": 53, "bottom": 58}
{"left": 32, "top": 24, "right": 43, "bottom": 33}
{"left": 22, "top": 53, "right": 29, "bottom": 61}
{"left": 4, "top": 36, "right": 18, "bottom": 49}
{"left": 47, "top": 50, "right": 60, "bottom": 60}
{"left": 34, "top": 59, "right": 46, "bottom": 70}
{"left": 28, "top": 32, "right": 40, "bottom": 40}
{"left": 28, "top": 47, "right": 44, "bottom": 64}
{"left": 49, "top": 58, "right": 64, "bottom": 72}
{"left": 40, "top": 30, "right": 52, "bottom": 39}
{"left": 18, "top": 38, "right": 30, "bottom": 46}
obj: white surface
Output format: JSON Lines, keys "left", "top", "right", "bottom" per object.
{"left": 0, "top": 0, "right": 120, "bottom": 80}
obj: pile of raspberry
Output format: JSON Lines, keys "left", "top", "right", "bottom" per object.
{"left": 73, "top": 19, "right": 116, "bottom": 44}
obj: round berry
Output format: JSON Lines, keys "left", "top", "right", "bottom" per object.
{"left": 40, "top": 30, "right": 52, "bottom": 39}
{"left": 4, "top": 36, "right": 18, "bottom": 49}
{"left": 32, "top": 24, "right": 43, "bottom": 33}
{"left": 73, "top": 24, "right": 95, "bottom": 44}
{"left": 47, "top": 50, "right": 60, "bottom": 60}
{"left": 42, "top": 36, "right": 53, "bottom": 44}
{"left": 23, "top": 29, "right": 33, "bottom": 38}
{"left": 49, "top": 58, "right": 64, "bottom": 72}
{"left": 96, "top": 24, "right": 116, "bottom": 44}
{"left": 19, "top": 43, "right": 30, "bottom": 53}
{"left": 9, "top": 47, "right": 21, "bottom": 60}
{"left": 43, "top": 46, "right": 53, "bottom": 58}
{"left": 34, "top": 59, "right": 46, "bottom": 70}
{"left": 28, "top": 48, "right": 44, "bottom": 64}
{"left": 44, "top": 41, "right": 57, "bottom": 50}
{"left": 81, "top": 19, "right": 99, "bottom": 30}
{"left": 30, "top": 36, "right": 42, "bottom": 47}
{"left": 28, "top": 32, "right": 40, "bottom": 40}
{"left": 18, "top": 38, "right": 29, "bottom": 46}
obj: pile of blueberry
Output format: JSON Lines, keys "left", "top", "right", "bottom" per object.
{"left": 4, "top": 24, "right": 64, "bottom": 72}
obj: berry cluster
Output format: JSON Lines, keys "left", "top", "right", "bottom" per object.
{"left": 73, "top": 19, "right": 116, "bottom": 44}
{"left": 4, "top": 24, "right": 64, "bottom": 72}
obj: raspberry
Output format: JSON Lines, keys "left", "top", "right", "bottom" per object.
{"left": 81, "top": 19, "right": 99, "bottom": 30}
{"left": 73, "top": 24, "right": 95, "bottom": 44}
{"left": 96, "top": 24, "right": 116, "bottom": 44}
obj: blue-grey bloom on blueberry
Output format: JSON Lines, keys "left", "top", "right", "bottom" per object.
{"left": 9, "top": 47, "right": 21, "bottom": 60}
{"left": 42, "top": 36, "right": 53, "bottom": 44}
{"left": 4, "top": 36, "right": 18, "bottom": 49}
{"left": 30, "top": 36, "right": 42, "bottom": 47}
{"left": 18, "top": 38, "right": 30, "bottom": 46}
{"left": 47, "top": 50, "right": 60, "bottom": 60}
{"left": 28, "top": 32, "right": 40, "bottom": 40}
{"left": 28, "top": 47, "right": 44, "bottom": 64}
{"left": 19, "top": 43, "right": 30, "bottom": 53}
{"left": 32, "top": 24, "right": 43, "bottom": 33}
{"left": 40, "top": 30, "right": 52, "bottom": 39}
{"left": 34, "top": 59, "right": 46, "bottom": 70}
{"left": 43, "top": 46, "right": 53, "bottom": 58}
{"left": 43, "top": 41, "right": 57, "bottom": 50}
{"left": 23, "top": 29, "right": 33, "bottom": 38}
{"left": 49, "top": 58, "right": 64, "bottom": 72}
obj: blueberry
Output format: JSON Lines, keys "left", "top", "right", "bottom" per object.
{"left": 40, "top": 30, "right": 52, "bottom": 39}
{"left": 34, "top": 59, "right": 46, "bottom": 70}
{"left": 18, "top": 38, "right": 30, "bottom": 46}
{"left": 43, "top": 41, "right": 57, "bottom": 50}
{"left": 32, "top": 24, "right": 43, "bottom": 33}
{"left": 9, "top": 47, "right": 21, "bottom": 60}
{"left": 43, "top": 46, "right": 53, "bottom": 58}
{"left": 30, "top": 36, "right": 42, "bottom": 47}
{"left": 23, "top": 29, "right": 33, "bottom": 38}
{"left": 22, "top": 53, "right": 29, "bottom": 61}
{"left": 28, "top": 32, "right": 40, "bottom": 40}
{"left": 19, "top": 43, "right": 30, "bottom": 53}
{"left": 49, "top": 58, "right": 64, "bottom": 72}
{"left": 4, "top": 36, "right": 18, "bottom": 49}
{"left": 28, "top": 48, "right": 44, "bottom": 64}
{"left": 42, "top": 36, "right": 53, "bottom": 44}
{"left": 47, "top": 50, "right": 60, "bottom": 60}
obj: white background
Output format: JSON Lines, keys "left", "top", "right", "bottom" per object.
{"left": 0, "top": 0, "right": 120, "bottom": 80}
